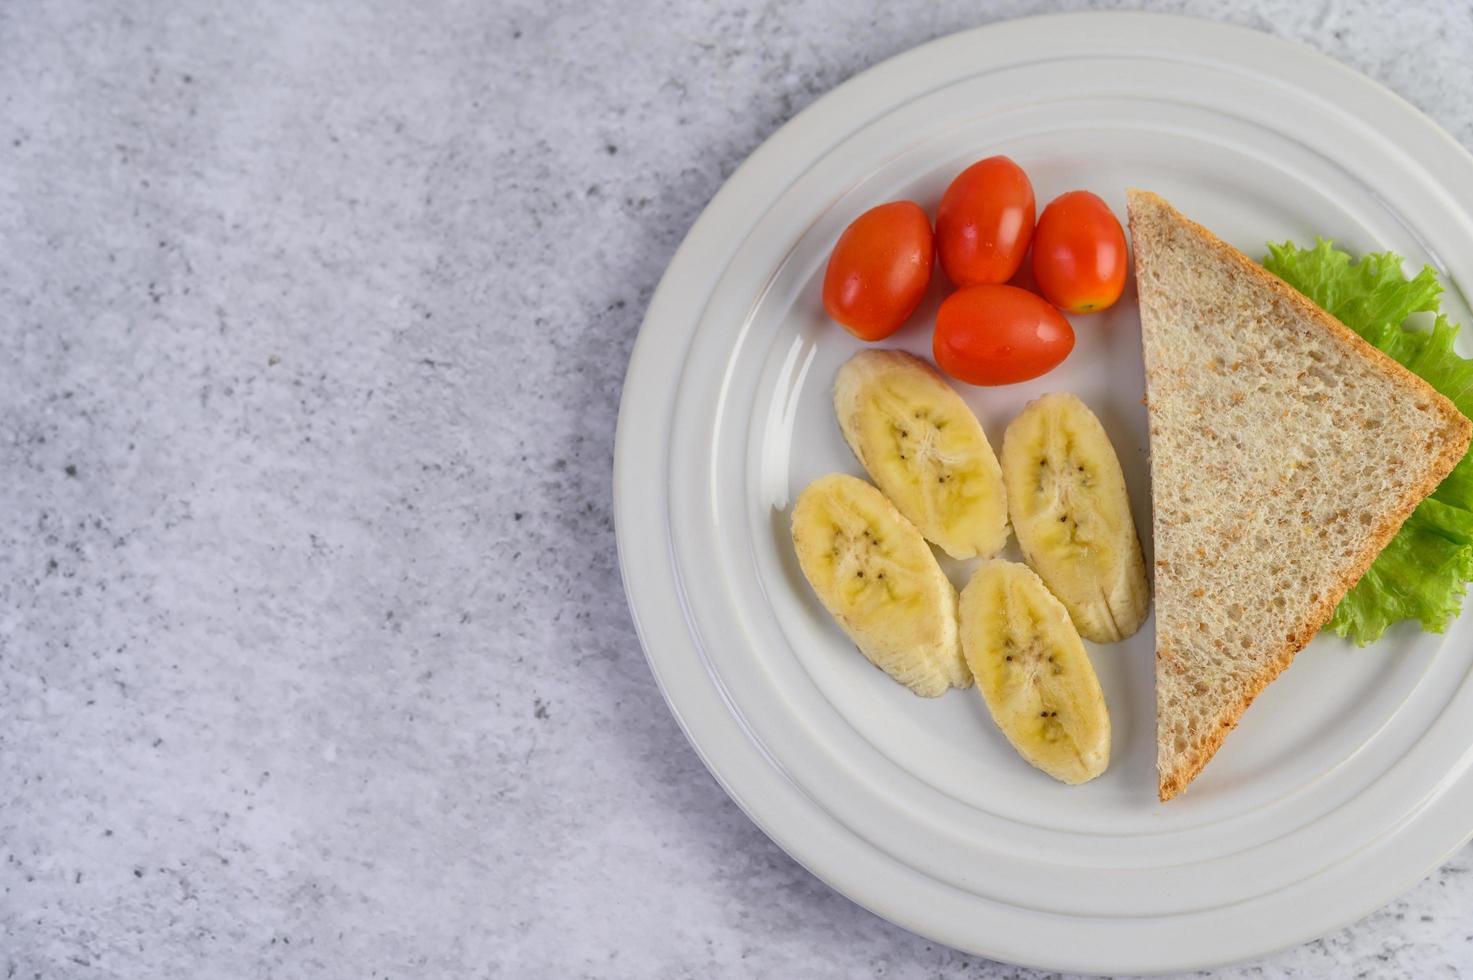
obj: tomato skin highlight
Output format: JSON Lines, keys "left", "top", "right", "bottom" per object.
{"left": 822, "top": 201, "right": 934, "bottom": 341}
{"left": 935, "top": 156, "right": 1036, "bottom": 286}
{"left": 933, "top": 284, "right": 1075, "bottom": 386}
{"left": 1031, "top": 190, "right": 1128, "bottom": 313}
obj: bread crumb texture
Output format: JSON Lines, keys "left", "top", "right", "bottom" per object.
{"left": 1127, "top": 190, "right": 1471, "bottom": 801}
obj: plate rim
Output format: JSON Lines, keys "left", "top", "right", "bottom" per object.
{"left": 614, "top": 11, "right": 1473, "bottom": 973}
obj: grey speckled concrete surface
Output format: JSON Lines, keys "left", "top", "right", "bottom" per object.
{"left": 2, "top": 1, "right": 1472, "bottom": 977}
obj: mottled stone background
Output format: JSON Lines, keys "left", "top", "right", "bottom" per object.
{"left": 2, "top": 1, "right": 1471, "bottom": 977}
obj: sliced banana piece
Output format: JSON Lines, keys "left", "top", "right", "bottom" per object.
{"left": 960, "top": 560, "right": 1110, "bottom": 784}
{"left": 1001, "top": 392, "right": 1149, "bottom": 643}
{"left": 834, "top": 349, "right": 1008, "bottom": 560}
{"left": 791, "top": 474, "right": 971, "bottom": 697}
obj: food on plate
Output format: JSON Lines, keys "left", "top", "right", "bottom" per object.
{"left": 1001, "top": 392, "right": 1150, "bottom": 643}
{"left": 1032, "top": 190, "right": 1129, "bottom": 313}
{"left": 1127, "top": 189, "right": 1473, "bottom": 801}
{"left": 800, "top": 172, "right": 1473, "bottom": 796}
{"left": 822, "top": 201, "right": 935, "bottom": 341}
{"left": 933, "top": 283, "right": 1075, "bottom": 385}
{"left": 790, "top": 473, "right": 972, "bottom": 697}
{"left": 835, "top": 349, "right": 1009, "bottom": 559}
{"left": 1265, "top": 240, "right": 1473, "bottom": 644}
{"left": 935, "top": 156, "right": 1035, "bottom": 286}
{"left": 960, "top": 560, "right": 1110, "bottom": 784}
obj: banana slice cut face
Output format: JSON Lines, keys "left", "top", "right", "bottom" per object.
{"left": 960, "top": 560, "right": 1110, "bottom": 784}
{"left": 1001, "top": 392, "right": 1149, "bottom": 643}
{"left": 791, "top": 474, "right": 971, "bottom": 697}
{"left": 835, "top": 350, "right": 1008, "bottom": 560}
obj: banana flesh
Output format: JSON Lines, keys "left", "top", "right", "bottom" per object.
{"left": 1001, "top": 393, "right": 1149, "bottom": 643}
{"left": 834, "top": 350, "right": 1009, "bottom": 560}
{"left": 791, "top": 474, "right": 971, "bottom": 697}
{"left": 960, "top": 560, "right": 1110, "bottom": 784}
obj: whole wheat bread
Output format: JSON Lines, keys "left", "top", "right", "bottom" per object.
{"left": 1127, "top": 189, "right": 1472, "bottom": 801}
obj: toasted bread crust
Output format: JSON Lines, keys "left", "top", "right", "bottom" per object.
{"left": 1127, "top": 190, "right": 1473, "bottom": 802}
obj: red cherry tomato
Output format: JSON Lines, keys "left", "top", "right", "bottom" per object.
{"left": 935, "top": 156, "right": 1036, "bottom": 286}
{"left": 933, "top": 284, "right": 1075, "bottom": 386}
{"left": 1032, "top": 191, "right": 1128, "bottom": 313}
{"left": 822, "top": 201, "right": 934, "bottom": 341}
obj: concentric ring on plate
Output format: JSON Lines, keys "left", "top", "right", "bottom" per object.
{"left": 618, "top": 13, "right": 1473, "bottom": 971}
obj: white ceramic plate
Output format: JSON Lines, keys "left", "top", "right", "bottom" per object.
{"left": 614, "top": 13, "right": 1473, "bottom": 974}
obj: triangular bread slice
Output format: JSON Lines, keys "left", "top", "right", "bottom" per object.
{"left": 1127, "top": 190, "right": 1471, "bottom": 801}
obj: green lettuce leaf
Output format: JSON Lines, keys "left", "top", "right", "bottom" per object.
{"left": 1263, "top": 240, "right": 1473, "bottom": 645}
